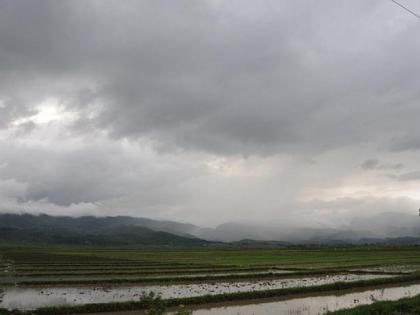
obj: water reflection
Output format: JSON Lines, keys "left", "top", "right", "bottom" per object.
{"left": 352, "top": 265, "right": 420, "bottom": 274}
{"left": 0, "top": 274, "right": 393, "bottom": 310}
{"left": 191, "top": 284, "right": 420, "bottom": 315}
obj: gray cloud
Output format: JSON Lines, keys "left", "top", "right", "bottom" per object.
{"left": 361, "top": 159, "right": 380, "bottom": 170}
{"left": 391, "top": 170, "right": 420, "bottom": 181}
{"left": 0, "top": 132, "right": 201, "bottom": 209}
{"left": 361, "top": 159, "right": 404, "bottom": 170}
{"left": 0, "top": 1, "right": 420, "bottom": 226}
{"left": 0, "top": 1, "right": 419, "bottom": 155}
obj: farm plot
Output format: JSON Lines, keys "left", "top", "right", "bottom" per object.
{"left": 56, "top": 247, "right": 420, "bottom": 268}
{"left": 0, "top": 273, "right": 396, "bottom": 310}
{"left": 187, "top": 283, "right": 420, "bottom": 315}
{"left": 1, "top": 247, "right": 420, "bottom": 314}
{"left": 0, "top": 249, "right": 306, "bottom": 287}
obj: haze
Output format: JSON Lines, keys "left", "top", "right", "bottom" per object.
{"left": 0, "top": 0, "right": 419, "bottom": 233}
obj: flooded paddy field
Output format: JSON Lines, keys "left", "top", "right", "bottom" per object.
{"left": 0, "top": 270, "right": 297, "bottom": 286}
{"left": 182, "top": 284, "right": 420, "bottom": 315}
{"left": 0, "top": 273, "right": 394, "bottom": 310}
{"left": 350, "top": 265, "right": 420, "bottom": 274}
{"left": 1, "top": 251, "right": 303, "bottom": 286}
{"left": 2, "top": 247, "right": 420, "bottom": 314}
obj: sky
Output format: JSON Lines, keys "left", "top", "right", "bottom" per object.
{"left": 0, "top": 0, "right": 419, "bottom": 228}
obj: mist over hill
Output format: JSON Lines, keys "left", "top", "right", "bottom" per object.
{"left": 0, "top": 213, "right": 213, "bottom": 246}
{"left": 0, "top": 212, "right": 419, "bottom": 246}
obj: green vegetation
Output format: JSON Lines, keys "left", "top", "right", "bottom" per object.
{"left": 12, "top": 266, "right": 289, "bottom": 277}
{"left": 138, "top": 292, "right": 192, "bottom": 315}
{"left": 50, "top": 247, "right": 420, "bottom": 268}
{"left": 174, "top": 306, "right": 192, "bottom": 315}
{"left": 5, "top": 245, "right": 420, "bottom": 267}
{"left": 139, "top": 292, "right": 166, "bottom": 315}
{"left": 2, "top": 246, "right": 416, "bottom": 286}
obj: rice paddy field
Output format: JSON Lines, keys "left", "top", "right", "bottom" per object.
{"left": 2, "top": 246, "right": 420, "bottom": 314}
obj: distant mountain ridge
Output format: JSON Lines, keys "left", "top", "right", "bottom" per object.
{"left": 194, "top": 212, "right": 420, "bottom": 242}
{"left": 0, "top": 212, "right": 419, "bottom": 246}
{"left": 0, "top": 213, "right": 213, "bottom": 246}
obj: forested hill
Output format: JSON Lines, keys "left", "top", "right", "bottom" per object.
{"left": 0, "top": 213, "right": 214, "bottom": 246}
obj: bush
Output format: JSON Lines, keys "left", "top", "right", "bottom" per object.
{"left": 174, "top": 305, "right": 192, "bottom": 315}
{"left": 139, "top": 292, "right": 166, "bottom": 315}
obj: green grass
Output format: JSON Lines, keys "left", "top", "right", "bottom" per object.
{"left": 9, "top": 266, "right": 295, "bottom": 278}
{"left": 4, "top": 246, "right": 420, "bottom": 286}
{"left": 5, "top": 246, "right": 420, "bottom": 272}
{"left": 49, "top": 246, "right": 420, "bottom": 268}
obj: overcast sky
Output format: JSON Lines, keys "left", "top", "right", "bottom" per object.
{"left": 0, "top": 0, "right": 419, "bottom": 227}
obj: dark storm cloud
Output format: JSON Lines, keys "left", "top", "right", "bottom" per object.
{"left": 1, "top": 0, "right": 419, "bottom": 155}
{"left": 0, "top": 0, "right": 420, "bottom": 225}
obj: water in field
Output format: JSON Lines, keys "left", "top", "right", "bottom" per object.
{"left": 351, "top": 264, "right": 420, "bottom": 274}
{"left": 0, "top": 269, "right": 295, "bottom": 284}
{"left": 0, "top": 274, "right": 393, "bottom": 310}
{"left": 188, "top": 284, "right": 420, "bottom": 315}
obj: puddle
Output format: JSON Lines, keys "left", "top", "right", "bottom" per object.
{"left": 352, "top": 265, "right": 420, "bottom": 274}
{"left": 188, "top": 283, "right": 420, "bottom": 315}
{"left": 0, "top": 274, "right": 393, "bottom": 310}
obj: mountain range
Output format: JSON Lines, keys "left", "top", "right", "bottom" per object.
{"left": 0, "top": 213, "right": 213, "bottom": 246}
{"left": 0, "top": 212, "right": 420, "bottom": 246}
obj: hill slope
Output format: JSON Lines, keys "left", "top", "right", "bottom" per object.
{"left": 0, "top": 213, "right": 213, "bottom": 246}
